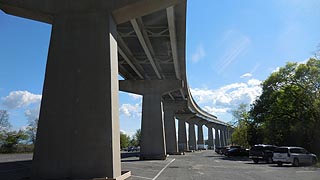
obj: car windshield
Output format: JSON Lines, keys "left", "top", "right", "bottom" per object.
{"left": 274, "top": 148, "right": 288, "bottom": 153}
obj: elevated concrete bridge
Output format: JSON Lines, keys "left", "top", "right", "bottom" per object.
{"left": 0, "top": 0, "right": 232, "bottom": 179}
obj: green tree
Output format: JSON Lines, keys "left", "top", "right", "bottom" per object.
{"left": 1, "top": 130, "right": 28, "bottom": 153}
{"left": 0, "top": 110, "right": 11, "bottom": 130}
{"left": 26, "top": 118, "right": 39, "bottom": 144}
{"left": 129, "top": 129, "right": 141, "bottom": 147}
{"left": 250, "top": 58, "right": 320, "bottom": 154}
{"left": 230, "top": 104, "right": 251, "bottom": 147}
{"left": 120, "top": 131, "right": 130, "bottom": 149}
{"left": 0, "top": 110, "right": 11, "bottom": 146}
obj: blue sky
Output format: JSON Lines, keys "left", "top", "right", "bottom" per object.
{"left": 1, "top": 0, "right": 320, "bottom": 137}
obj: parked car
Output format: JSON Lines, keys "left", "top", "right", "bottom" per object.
{"left": 273, "top": 146, "right": 318, "bottom": 167}
{"left": 198, "top": 144, "right": 208, "bottom": 150}
{"left": 225, "top": 147, "right": 249, "bottom": 157}
{"left": 249, "top": 144, "right": 277, "bottom": 163}
{"left": 215, "top": 146, "right": 228, "bottom": 155}
{"left": 127, "top": 146, "right": 140, "bottom": 152}
{"left": 215, "top": 146, "right": 223, "bottom": 154}
{"left": 222, "top": 145, "right": 241, "bottom": 155}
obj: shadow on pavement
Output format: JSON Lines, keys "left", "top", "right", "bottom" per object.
{"left": 220, "top": 156, "right": 251, "bottom": 161}
{"left": 204, "top": 155, "right": 223, "bottom": 158}
{"left": 0, "top": 160, "right": 31, "bottom": 180}
{"left": 121, "top": 152, "right": 140, "bottom": 159}
{"left": 0, "top": 152, "right": 141, "bottom": 180}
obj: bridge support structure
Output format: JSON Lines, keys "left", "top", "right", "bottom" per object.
{"left": 163, "top": 100, "right": 187, "bottom": 155}
{"left": 207, "top": 125, "right": 214, "bottom": 150}
{"left": 120, "top": 80, "right": 182, "bottom": 160}
{"left": 196, "top": 121, "right": 205, "bottom": 150}
{"left": 212, "top": 124, "right": 221, "bottom": 149}
{"left": 187, "top": 122, "right": 197, "bottom": 151}
{"left": 178, "top": 120, "right": 188, "bottom": 152}
{"left": 176, "top": 114, "right": 194, "bottom": 153}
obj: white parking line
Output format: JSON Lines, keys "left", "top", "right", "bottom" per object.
{"left": 152, "top": 158, "right": 176, "bottom": 180}
{"left": 131, "top": 175, "right": 153, "bottom": 179}
{"left": 296, "top": 171, "right": 316, "bottom": 173}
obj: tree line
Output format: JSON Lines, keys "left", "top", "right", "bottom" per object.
{"left": 231, "top": 58, "right": 320, "bottom": 156}
{"left": 0, "top": 109, "right": 141, "bottom": 153}
{"left": 120, "top": 129, "right": 141, "bottom": 150}
{"left": 0, "top": 110, "right": 37, "bottom": 153}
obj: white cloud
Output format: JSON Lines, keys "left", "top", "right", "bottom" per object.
{"left": 190, "top": 78, "right": 262, "bottom": 120}
{"left": 2, "top": 91, "right": 42, "bottom": 109}
{"left": 240, "top": 73, "right": 252, "bottom": 78}
{"left": 119, "top": 103, "right": 141, "bottom": 117}
{"left": 191, "top": 44, "right": 205, "bottom": 63}
{"left": 203, "top": 106, "right": 229, "bottom": 114}
{"left": 247, "top": 79, "right": 261, "bottom": 87}
{"left": 24, "top": 106, "right": 40, "bottom": 122}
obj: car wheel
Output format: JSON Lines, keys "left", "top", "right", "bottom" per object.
{"left": 293, "top": 158, "right": 299, "bottom": 167}
{"left": 312, "top": 157, "right": 317, "bottom": 165}
{"left": 267, "top": 157, "right": 273, "bottom": 164}
{"left": 253, "top": 159, "right": 259, "bottom": 164}
{"left": 277, "top": 162, "right": 282, "bottom": 166}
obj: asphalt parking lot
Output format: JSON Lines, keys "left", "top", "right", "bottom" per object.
{"left": 123, "top": 151, "right": 320, "bottom": 180}
{"left": 0, "top": 151, "right": 319, "bottom": 180}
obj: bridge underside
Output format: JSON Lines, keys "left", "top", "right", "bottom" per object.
{"left": 0, "top": 0, "right": 231, "bottom": 179}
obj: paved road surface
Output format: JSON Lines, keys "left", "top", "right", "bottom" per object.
{"left": 0, "top": 151, "right": 319, "bottom": 180}
{"left": 123, "top": 151, "right": 320, "bottom": 180}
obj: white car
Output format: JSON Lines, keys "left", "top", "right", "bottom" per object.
{"left": 273, "top": 146, "right": 317, "bottom": 166}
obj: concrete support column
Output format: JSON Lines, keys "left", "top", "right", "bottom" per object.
{"left": 207, "top": 127, "right": 214, "bottom": 149}
{"left": 197, "top": 124, "right": 205, "bottom": 149}
{"left": 120, "top": 80, "right": 183, "bottom": 160}
{"left": 32, "top": 13, "right": 122, "bottom": 179}
{"left": 214, "top": 127, "right": 221, "bottom": 148}
{"left": 178, "top": 120, "right": 188, "bottom": 152}
{"left": 163, "top": 109, "right": 178, "bottom": 155}
{"left": 220, "top": 129, "right": 225, "bottom": 147}
{"left": 140, "top": 94, "right": 166, "bottom": 160}
{"left": 224, "top": 130, "right": 228, "bottom": 146}
{"left": 226, "top": 129, "right": 230, "bottom": 145}
{"left": 188, "top": 122, "right": 197, "bottom": 151}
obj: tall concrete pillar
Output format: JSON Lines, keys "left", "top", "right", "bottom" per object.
{"left": 197, "top": 124, "right": 205, "bottom": 149}
{"left": 224, "top": 130, "right": 228, "bottom": 146}
{"left": 178, "top": 120, "right": 188, "bottom": 152}
{"left": 188, "top": 122, "right": 197, "bottom": 151}
{"left": 140, "top": 94, "right": 166, "bottom": 160}
{"left": 163, "top": 100, "right": 188, "bottom": 155}
{"left": 29, "top": 11, "right": 125, "bottom": 180}
{"left": 207, "top": 127, "right": 214, "bottom": 149}
{"left": 163, "top": 109, "right": 178, "bottom": 155}
{"left": 214, "top": 127, "right": 221, "bottom": 148}
{"left": 226, "top": 128, "right": 230, "bottom": 145}
{"left": 220, "top": 129, "right": 225, "bottom": 147}
{"left": 176, "top": 114, "right": 195, "bottom": 153}
{"left": 120, "top": 80, "right": 183, "bottom": 160}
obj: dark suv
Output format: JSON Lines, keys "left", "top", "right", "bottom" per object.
{"left": 249, "top": 144, "right": 277, "bottom": 163}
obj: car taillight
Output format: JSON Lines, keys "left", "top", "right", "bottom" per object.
{"left": 287, "top": 153, "right": 290, "bottom": 157}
